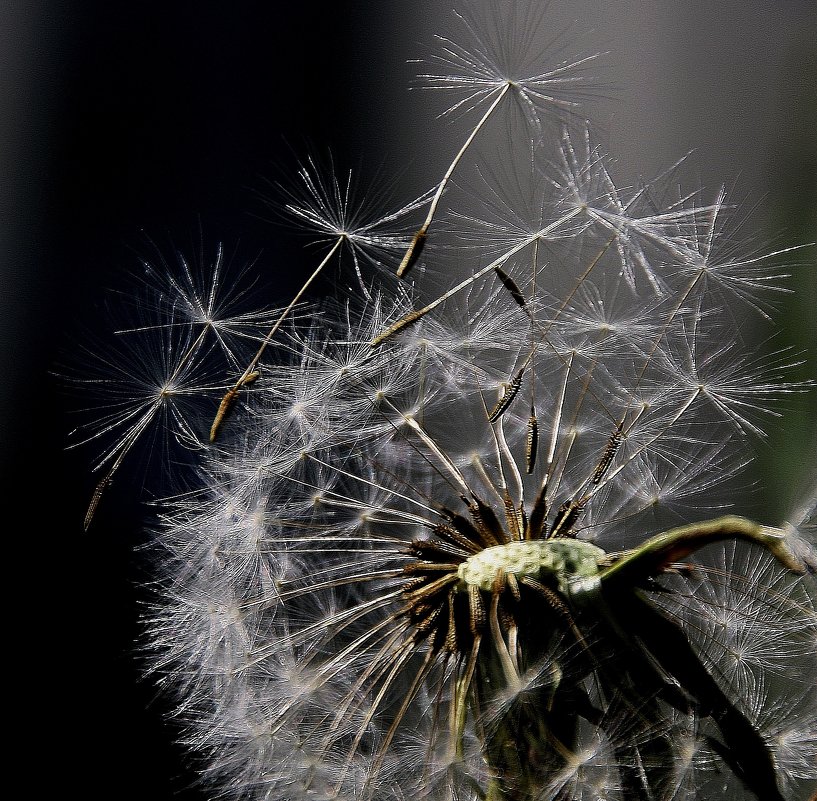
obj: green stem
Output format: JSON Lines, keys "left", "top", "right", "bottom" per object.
{"left": 600, "top": 514, "right": 807, "bottom": 588}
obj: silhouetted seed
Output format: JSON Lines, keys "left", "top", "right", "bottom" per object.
{"left": 494, "top": 265, "right": 527, "bottom": 308}
{"left": 445, "top": 508, "right": 498, "bottom": 551}
{"left": 209, "top": 371, "right": 261, "bottom": 442}
{"left": 550, "top": 499, "right": 585, "bottom": 538}
{"left": 468, "top": 584, "right": 487, "bottom": 634}
{"left": 445, "top": 592, "right": 458, "bottom": 653}
{"left": 409, "top": 600, "right": 432, "bottom": 619}
{"left": 433, "top": 523, "right": 483, "bottom": 554}
{"left": 409, "top": 538, "right": 469, "bottom": 561}
{"left": 84, "top": 474, "right": 111, "bottom": 531}
{"left": 400, "top": 576, "right": 428, "bottom": 596}
{"left": 526, "top": 408, "right": 539, "bottom": 474}
{"left": 592, "top": 425, "right": 622, "bottom": 484}
{"left": 503, "top": 491, "right": 522, "bottom": 541}
{"left": 415, "top": 603, "right": 444, "bottom": 634}
{"left": 402, "top": 561, "right": 462, "bottom": 574}
{"left": 528, "top": 480, "right": 550, "bottom": 540}
{"left": 396, "top": 228, "right": 427, "bottom": 278}
{"left": 518, "top": 576, "right": 583, "bottom": 642}
{"left": 518, "top": 505, "right": 528, "bottom": 540}
{"left": 370, "top": 308, "right": 427, "bottom": 347}
{"left": 404, "top": 573, "right": 459, "bottom": 602}
{"left": 488, "top": 366, "right": 525, "bottom": 422}
{"left": 470, "top": 497, "right": 505, "bottom": 546}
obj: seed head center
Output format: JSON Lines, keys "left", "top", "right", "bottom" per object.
{"left": 457, "top": 539, "right": 607, "bottom": 594}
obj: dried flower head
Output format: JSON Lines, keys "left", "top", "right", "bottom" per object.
{"left": 144, "top": 159, "right": 815, "bottom": 798}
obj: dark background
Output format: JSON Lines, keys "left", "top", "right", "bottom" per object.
{"left": 2, "top": 2, "right": 815, "bottom": 800}
{"left": 2, "top": 3, "right": 404, "bottom": 798}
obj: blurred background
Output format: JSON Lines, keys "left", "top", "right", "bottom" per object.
{"left": 1, "top": 1, "right": 814, "bottom": 798}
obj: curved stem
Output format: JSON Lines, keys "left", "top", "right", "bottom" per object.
{"left": 600, "top": 514, "right": 807, "bottom": 589}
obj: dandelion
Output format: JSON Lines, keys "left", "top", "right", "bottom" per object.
{"left": 146, "top": 263, "right": 816, "bottom": 798}
{"left": 72, "top": 3, "right": 817, "bottom": 801}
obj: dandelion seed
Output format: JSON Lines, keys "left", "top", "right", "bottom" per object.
{"left": 397, "top": 3, "right": 600, "bottom": 278}
{"left": 212, "top": 157, "right": 429, "bottom": 440}
{"left": 69, "top": 241, "right": 277, "bottom": 526}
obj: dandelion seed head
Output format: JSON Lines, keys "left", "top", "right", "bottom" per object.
{"left": 138, "top": 250, "right": 812, "bottom": 797}
{"left": 70, "top": 4, "right": 817, "bottom": 800}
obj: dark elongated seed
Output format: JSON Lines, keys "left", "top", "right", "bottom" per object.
{"left": 468, "top": 584, "right": 486, "bottom": 634}
{"left": 488, "top": 367, "right": 525, "bottom": 422}
{"left": 550, "top": 499, "right": 585, "bottom": 539}
{"left": 527, "top": 480, "right": 549, "bottom": 540}
{"left": 445, "top": 591, "right": 458, "bottom": 653}
{"left": 526, "top": 409, "right": 539, "bottom": 474}
{"left": 494, "top": 265, "right": 527, "bottom": 308}
{"left": 470, "top": 497, "right": 505, "bottom": 546}
{"left": 433, "top": 523, "right": 483, "bottom": 554}
{"left": 592, "top": 426, "right": 622, "bottom": 484}
{"left": 409, "top": 538, "right": 469, "bottom": 561}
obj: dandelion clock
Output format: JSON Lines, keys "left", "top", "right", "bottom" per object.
{"left": 67, "top": 2, "right": 817, "bottom": 800}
